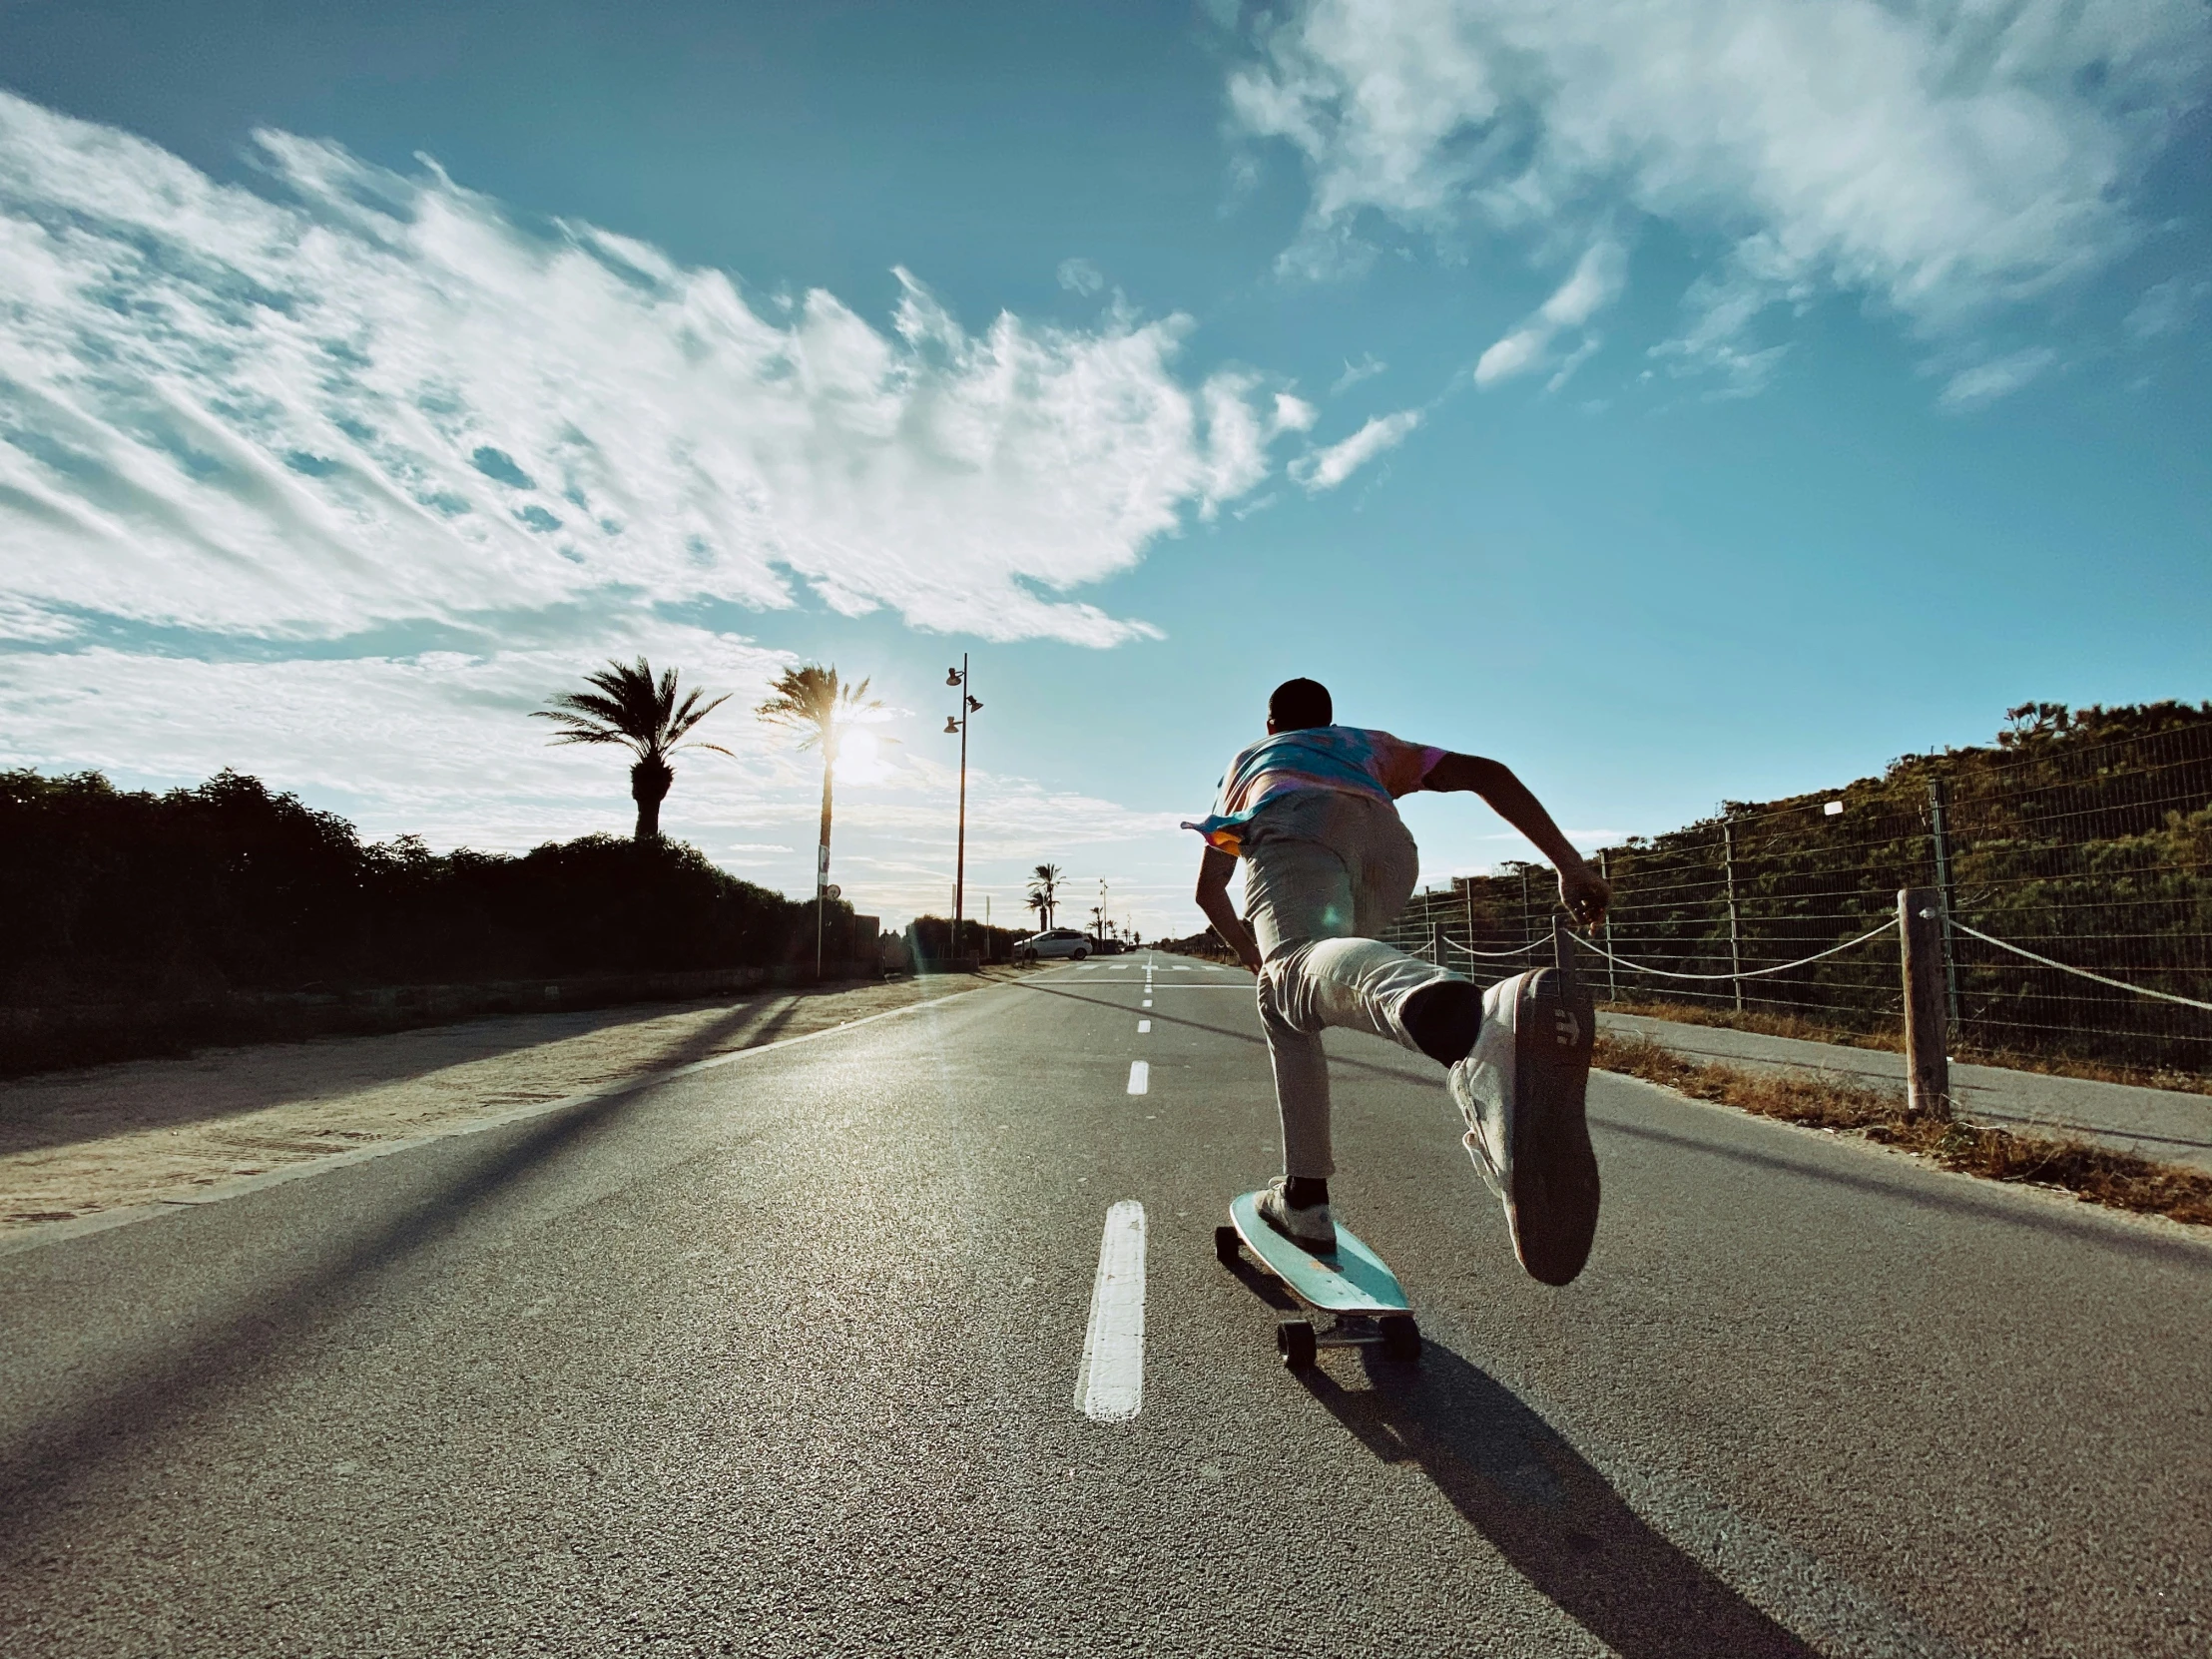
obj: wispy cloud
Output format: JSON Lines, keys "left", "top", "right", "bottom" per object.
{"left": 1331, "top": 352, "right": 1387, "bottom": 393}
{"left": 1230, "top": 0, "right": 2210, "bottom": 391}
{"left": 0, "top": 90, "right": 1318, "bottom": 924}
{"left": 1057, "top": 256, "right": 1107, "bottom": 295}
{"left": 0, "top": 92, "right": 1302, "bottom": 654}
{"left": 2124, "top": 276, "right": 2208, "bottom": 343}
{"left": 1290, "top": 407, "right": 1422, "bottom": 491}
{"left": 1474, "top": 240, "right": 1622, "bottom": 386}
{"left": 1938, "top": 347, "right": 2057, "bottom": 411}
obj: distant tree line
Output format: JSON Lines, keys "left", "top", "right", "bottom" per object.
{"left": 906, "top": 915, "right": 1024, "bottom": 963}
{"left": 0, "top": 769, "right": 858, "bottom": 1008}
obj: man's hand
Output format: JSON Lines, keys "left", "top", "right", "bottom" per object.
{"left": 1558, "top": 858, "right": 1610, "bottom": 930}
{"left": 1425, "top": 753, "right": 1609, "bottom": 931}
{"left": 1195, "top": 845, "right": 1264, "bottom": 974}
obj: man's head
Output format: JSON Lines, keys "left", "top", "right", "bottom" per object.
{"left": 1266, "top": 678, "right": 1333, "bottom": 734}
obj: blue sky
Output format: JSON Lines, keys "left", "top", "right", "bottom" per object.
{"left": 2, "top": 0, "right": 2207, "bottom": 937}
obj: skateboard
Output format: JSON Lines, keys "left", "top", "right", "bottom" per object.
{"left": 1216, "top": 1190, "right": 1420, "bottom": 1369}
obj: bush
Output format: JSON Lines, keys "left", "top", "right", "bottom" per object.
{"left": 0, "top": 769, "right": 835, "bottom": 1003}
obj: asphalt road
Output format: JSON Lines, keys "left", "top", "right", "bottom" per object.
{"left": 2, "top": 952, "right": 2206, "bottom": 1658}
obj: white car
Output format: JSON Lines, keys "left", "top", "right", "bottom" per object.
{"left": 1016, "top": 927, "right": 1095, "bottom": 961}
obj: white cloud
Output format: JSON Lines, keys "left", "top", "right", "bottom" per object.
{"left": 0, "top": 92, "right": 1302, "bottom": 652}
{"left": 1331, "top": 352, "right": 1387, "bottom": 393}
{"left": 1231, "top": 0, "right": 2210, "bottom": 383}
{"left": 1290, "top": 407, "right": 1423, "bottom": 491}
{"left": 1057, "top": 256, "right": 1107, "bottom": 295}
{"left": 1474, "top": 240, "right": 1623, "bottom": 385}
{"left": 2124, "top": 276, "right": 2207, "bottom": 342}
{"left": 1938, "top": 347, "right": 2057, "bottom": 410}
{"left": 0, "top": 626, "right": 1201, "bottom": 925}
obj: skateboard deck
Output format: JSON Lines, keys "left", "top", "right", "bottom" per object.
{"left": 1225, "top": 1191, "right": 1409, "bottom": 1314}
{"left": 1218, "top": 1191, "right": 1419, "bottom": 1366}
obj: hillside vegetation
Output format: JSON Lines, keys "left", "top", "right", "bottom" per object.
{"left": 1409, "top": 702, "right": 2212, "bottom": 1076}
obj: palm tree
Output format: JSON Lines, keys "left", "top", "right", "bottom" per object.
{"left": 1027, "top": 862, "right": 1063, "bottom": 930}
{"left": 756, "top": 664, "right": 883, "bottom": 974}
{"left": 534, "top": 659, "right": 731, "bottom": 840}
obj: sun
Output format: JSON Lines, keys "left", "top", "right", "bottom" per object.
{"left": 835, "top": 728, "right": 888, "bottom": 783}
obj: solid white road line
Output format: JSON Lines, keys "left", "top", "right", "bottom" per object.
{"left": 1075, "top": 1201, "right": 1147, "bottom": 1422}
{"left": 1138, "top": 1019, "right": 1151, "bottom": 1033}
{"left": 1126, "top": 1060, "right": 1149, "bottom": 1094}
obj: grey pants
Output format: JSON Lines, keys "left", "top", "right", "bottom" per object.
{"left": 1241, "top": 792, "right": 1469, "bottom": 1178}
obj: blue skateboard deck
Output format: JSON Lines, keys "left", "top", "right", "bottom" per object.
{"left": 1218, "top": 1192, "right": 1419, "bottom": 1366}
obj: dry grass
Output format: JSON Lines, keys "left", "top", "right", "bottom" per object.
{"left": 1593, "top": 1031, "right": 2212, "bottom": 1229}
{"left": 1604, "top": 997, "right": 2212, "bottom": 1097}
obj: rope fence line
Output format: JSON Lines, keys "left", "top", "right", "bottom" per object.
{"left": 1418, "top": 909, "right": 2209, "bottom": 1011}
{"left": 1442, "top": 937, "right": 1546, "bottom": 961}
{"left": 1951, "top": 920, "right": 2212, "bottom": 1014}
{"left": 1568, "top": 918, "right": 1899, "bottom": 981}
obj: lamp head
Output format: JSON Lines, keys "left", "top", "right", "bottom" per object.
{"left": 966, "top": 696, "right": 983, "bottom": 712}
{"left": 943, "top": 716, "right": 960, "bottom": 735}
{"left": 945, "top": 668, "right": 963, "bottom": 686}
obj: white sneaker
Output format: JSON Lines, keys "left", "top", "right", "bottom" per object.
{"left": 1447, "top": 968, "right": 1600, "bottom": 1286}
{"left": 1255, "top": 1177, "right": 1338, "bottom": 1254}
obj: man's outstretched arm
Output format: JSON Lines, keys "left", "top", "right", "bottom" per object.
{"left": 1195, "top": 845, "right": 1264, "bottom": 972}
{"left": 1423, "top": 754, "right": 1610, "bottom": 928}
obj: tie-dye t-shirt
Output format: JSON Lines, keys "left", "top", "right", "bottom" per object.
{"left": 1183, "top": 726, "right": 1446, "bottom": 856}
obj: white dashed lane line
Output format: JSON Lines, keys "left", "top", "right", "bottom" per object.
{"left": 1137, "top": 1020, "right": 1150, "bottom": 1033}
{"left": 1126, "top": 1060, "right": 1149, "bottom": 1094}
{"left": 1075, "top": 1201, "right": 1147, "bottom": 1422}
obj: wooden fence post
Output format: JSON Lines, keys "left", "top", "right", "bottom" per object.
{"left": 1597, "top": 848, "right": 1618, "bottom": 1004}
{"left": 1722, "top": 818, "right": 1745, "bottom": 1012}
{"left": 1899, "top": 887, "right": 1951, "bottom": 1122}
{"left": 1429, "top": 918, "right": 1447, "bottom": 968}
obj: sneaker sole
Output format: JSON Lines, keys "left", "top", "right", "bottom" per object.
{"left": 1504, "top": 967, "right": 1600, "bottom": 1286}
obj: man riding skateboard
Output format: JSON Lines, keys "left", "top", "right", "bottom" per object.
{"left": 1185, "top": 678, "right": 1611, "bottom": 1287}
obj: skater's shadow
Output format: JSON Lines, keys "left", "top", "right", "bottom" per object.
{"left": 1300, "top": 1343, "right": 1825, "bottom": 1659}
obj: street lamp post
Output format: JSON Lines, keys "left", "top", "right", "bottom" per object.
{"left": 944, "top": 657, "right": 981, "bottom": 958}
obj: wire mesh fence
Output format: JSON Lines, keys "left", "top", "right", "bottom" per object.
{"left": 1381, "top": 708, "right": 2212, "bottom": 1080}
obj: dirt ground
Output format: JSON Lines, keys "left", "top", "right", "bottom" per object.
{"left": 0, "top": 972, "right": 1010, "bottom": 1234}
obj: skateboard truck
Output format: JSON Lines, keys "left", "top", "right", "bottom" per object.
{"left": 1216, "top": 1195, "right": 1421, "bottom": 1370}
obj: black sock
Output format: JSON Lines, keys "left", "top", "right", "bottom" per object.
{"left": 1401, "top": 979, "right": 1482, "bottom": 1066}
{"left": 1285, "top": 1177, "right": 1329, "bottom": 1209}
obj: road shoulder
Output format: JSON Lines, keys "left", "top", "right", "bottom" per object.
{"left": 0, "top": 972, "right": 1007, "bottom": 1250}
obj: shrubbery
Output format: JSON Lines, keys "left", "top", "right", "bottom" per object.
{"left": 0, "top": 769, "right": 843, "bottom": 1005}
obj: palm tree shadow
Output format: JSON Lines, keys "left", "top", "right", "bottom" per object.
{"left": 1300, "top": 1343, "right": 1827, "bottom": 1658}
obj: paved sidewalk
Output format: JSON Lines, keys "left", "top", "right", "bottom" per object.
{"left": 0, "top": 972, "right": 1009, "bottom": 1236}
{"left": 1601, "top": 1011, "right": 2212, "bottom": 1172}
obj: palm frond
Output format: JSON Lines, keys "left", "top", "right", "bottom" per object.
{"left": 536, "top": 658, "right": 734, "bottom": 763}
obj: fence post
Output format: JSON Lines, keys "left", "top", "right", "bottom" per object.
{"left": 1429, "top": 917, "right": 1447, "bottom": 968}
{"left": 1519, "top": 865, "right": 1532, "bottom": 952}
{"left": 1597, "top": 848, "right": 1618, "bottom": 1004}
{"left": 1722, "top": 818, "right": 1745, "bottom": 1012}
{"left": 1898, "top": 887, "right": 1951, "bottom": 1121}
{"left": 1927, "top": 777, "right": 1961, "bottom": 1034}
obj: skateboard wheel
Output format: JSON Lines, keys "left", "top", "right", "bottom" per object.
{"left": 1275, "top": 1319, "right": 1317, "bottom": 1370}
{"left": 1214, "top": 1225, "right": 1241, "bottom": 1266}
{"left": 1380, "top": 1315, "right": 1421, "bottom": 1361}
